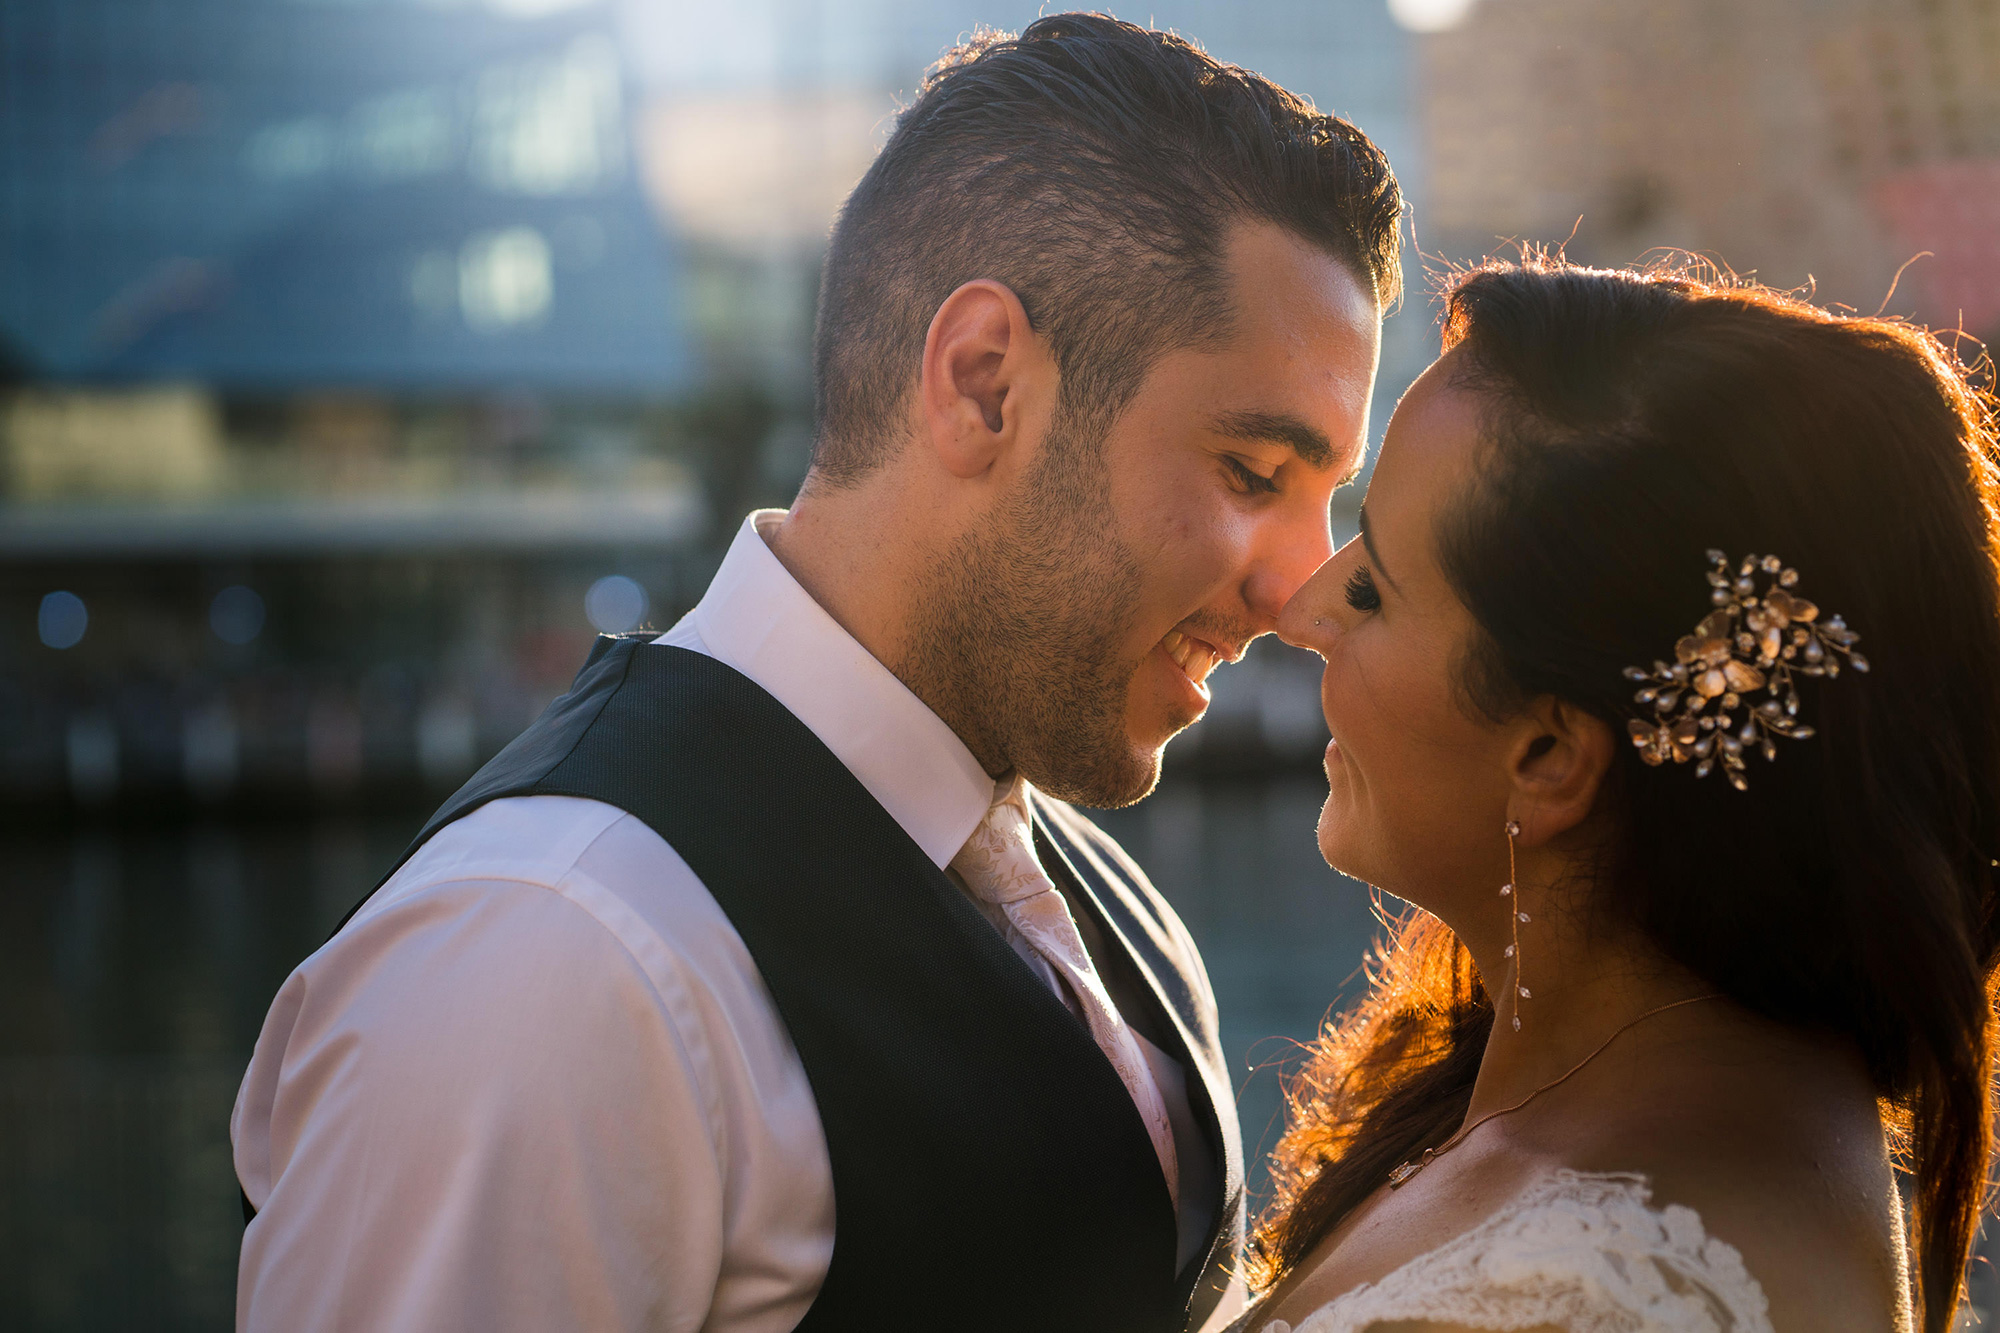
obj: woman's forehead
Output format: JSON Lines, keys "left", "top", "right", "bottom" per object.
{"left": 1369, "top": 363, "right": 1489, "bottom": 553}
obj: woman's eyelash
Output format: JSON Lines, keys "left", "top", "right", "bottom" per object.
{"left": 1224, "top": 456, "right": 1279, "bottom": 494}
{"left": 1344, "top": 565, "right": 1382, "bottom": 613}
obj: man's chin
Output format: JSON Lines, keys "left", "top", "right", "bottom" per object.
{"left": 1028, "top": 738, "right": 1162, "bottom": 811}
{"left": 1100, "top": 748, "right": 1164, "bottom": 809}
{"left": 1072, "top": 725, "right": 1186, "bottom": 810}
{"left": 1097, "top": 710, "right": 1205, "bottom": 803}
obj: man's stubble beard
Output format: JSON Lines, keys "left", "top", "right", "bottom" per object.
{"left": 899, "top": 418, "right": 1163, "bottom": 809}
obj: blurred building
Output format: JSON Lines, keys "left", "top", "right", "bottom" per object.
{"left": 1417, "top": 0, "right": 2000, "bottom": 341}
{"left": 0, "top": 0, "right": 687, "bottom": 389}
{"left": 1, "top": 0, "right": 743, "bottom": 813}
{"left": 1, "top": 0, "right": 1420, "bottom": 432}
{"left": 0, "top": 0, "right": 1413, "bottom": 814}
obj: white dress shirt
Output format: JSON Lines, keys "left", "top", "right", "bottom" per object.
{"left": 233, "top": 510, "right": 1216, "bottom": 1332}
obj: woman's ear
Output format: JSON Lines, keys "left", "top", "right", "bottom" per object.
{"left": 919, "top": 279, "right": 1047, "bottom": 480}
{"left": 1506, "top": 698, "right": 1617, "bottom": 845}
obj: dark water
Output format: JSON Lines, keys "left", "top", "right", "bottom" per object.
{"left": 0, "top": 775, "right": 1386, "bottom": 1331}
{"left": 1, "top": 820, "right": 420, "bottom": 1330}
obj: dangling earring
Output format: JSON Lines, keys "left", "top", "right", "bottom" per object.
{"left": 1500, "top": 818, "right": 1528, "bottom": 1031}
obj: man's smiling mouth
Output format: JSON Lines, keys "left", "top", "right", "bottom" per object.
{"left": 1161, "top": 629, "right": 1226, "bottom": 686}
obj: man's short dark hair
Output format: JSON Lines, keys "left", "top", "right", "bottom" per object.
{"left": 809, "top": 12, "right": 1405, "bottom": 483}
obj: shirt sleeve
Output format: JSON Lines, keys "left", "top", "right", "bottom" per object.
{"left": 233, "top": 871, "right": 740, "bottom": 1333}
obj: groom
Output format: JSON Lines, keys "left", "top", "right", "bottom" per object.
{"left": 232, "top": 15, "right": 1401, "bottom": 1333}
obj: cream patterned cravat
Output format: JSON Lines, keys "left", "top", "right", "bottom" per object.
{"left": 950, "top": 776, "right": 1180, "bottom": 1210}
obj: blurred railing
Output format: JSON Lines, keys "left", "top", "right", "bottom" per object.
{"left": 1, "top": 383, "right": 1348, "bottom": 816}
{"left": 2, "top": 628, "right": 1334, "bottom": 816}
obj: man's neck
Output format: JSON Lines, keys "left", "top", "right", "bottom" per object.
{"left": 765, "top": 490, "right": 911, "bottom": 666}
{"left": 769, "top": 486, "right": 1012, "bottom": 766}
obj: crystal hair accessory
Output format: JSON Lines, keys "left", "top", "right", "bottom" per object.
{"left": 1622, "top": 550, "right": 1867, "bottom": 790}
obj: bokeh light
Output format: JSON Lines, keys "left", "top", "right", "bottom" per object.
{"left": 209, "top": 585, "right": 266, "bottom": 645}
{"left": 1387, "top": 0, "right": 1480, "bottom": 33}
{"left": 37, "top": 591, "right": 87, "bottom": 649}
{"left": 459, "top": 226, "right": 555, "bottom": 332}
{"left": 584, "top": 574, "right": 648, "bottom": 633}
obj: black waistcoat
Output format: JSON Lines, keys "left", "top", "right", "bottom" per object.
{"left": 334, "top": 637, "right": 1243, "bottom": 1332}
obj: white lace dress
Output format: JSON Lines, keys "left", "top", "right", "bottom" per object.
{"left": 1263, "top": 1169, "right": 1773, "bottom": 1333}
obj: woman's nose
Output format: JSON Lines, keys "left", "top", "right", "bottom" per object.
{"left": 1277, "top": 560, "right": 1342, "bottom": 656}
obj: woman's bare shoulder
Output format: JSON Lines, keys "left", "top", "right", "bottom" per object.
{"left": 1246, "top": 1023, "right": 1910, "bottom": 1333}
{"left": 1557, "top": 1046, "right": 1910, "bottom": 1332}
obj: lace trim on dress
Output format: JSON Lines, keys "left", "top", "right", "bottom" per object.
{"left": 1272, "top": 1168, "right": 1773, "bottom": 1333}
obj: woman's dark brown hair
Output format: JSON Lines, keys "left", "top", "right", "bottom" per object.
{"left": 1251, "top": 258, "right": 2000, "bottom": 1328}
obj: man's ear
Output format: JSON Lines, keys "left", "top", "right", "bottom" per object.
{"left": 919, "top": 280, "right": 1047, "bottom": 480}
{"left": 1505, "top": 698, "right": 1617, "bottom": 846}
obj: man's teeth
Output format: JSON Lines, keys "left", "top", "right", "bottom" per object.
{"left": 1161, "top": 629, "right": 1222, "bottom": 684}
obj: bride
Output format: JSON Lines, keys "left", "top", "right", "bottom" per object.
{"left": 1237, "top": 259, "right": 2000, "bottom": 1331}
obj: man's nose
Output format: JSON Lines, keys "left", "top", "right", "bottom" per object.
{"left": 1243, "top": 509, "right": 1336, "bottom": 624}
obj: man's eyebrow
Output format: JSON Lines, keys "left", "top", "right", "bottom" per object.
{"left": 1210, "top": 409, "right": 1336, "bottom": 470}
{"left": 1358, "top": 505, "right": 1399, "bottom": 592}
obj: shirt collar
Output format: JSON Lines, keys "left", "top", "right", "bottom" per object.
{"left": 676, "top": 510, "right": 995, "bottom": 868}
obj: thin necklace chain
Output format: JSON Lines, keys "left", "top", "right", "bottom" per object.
{"left": 1387, "top": 992, "right": 1725, "bottom": 1188}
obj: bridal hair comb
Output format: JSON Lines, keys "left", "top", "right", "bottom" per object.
{"left": 1622, "top": 550, "right": 1867, "bottom": 790}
